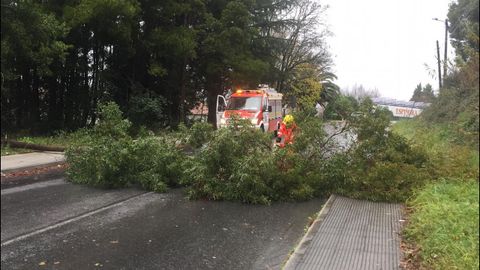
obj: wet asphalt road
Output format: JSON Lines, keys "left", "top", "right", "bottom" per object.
{"left": 1, "top": 178, "right": 325, "bottom": 270}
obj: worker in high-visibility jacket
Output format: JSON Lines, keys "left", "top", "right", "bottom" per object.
{"left": 276, "top": 114, "right": 297, "bottom": 147}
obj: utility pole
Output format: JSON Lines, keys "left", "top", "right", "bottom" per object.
{"left": 443, "top": 19, "right": 448, "bottom": 83}
{"left": 436, "top": 40, "right": 442, "bottom": 90}
{"left": 433, "top": 17, "right": 449, "bottom": 86}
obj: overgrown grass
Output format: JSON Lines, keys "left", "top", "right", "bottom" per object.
{"left": 393, "top": 119, "right": 479, "bottom": 180}
{"left": 393, "top": 119, "right": 479, "bottom": 270}
{"left": 16, "top": 130, "right": 90, "bottom": 147}
{"left": 404, "top": 180, "right": 479, "bottom": 269}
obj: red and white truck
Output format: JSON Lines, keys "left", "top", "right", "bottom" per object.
{"left": 216, "top": 84, "right": 283, "bottom": 132}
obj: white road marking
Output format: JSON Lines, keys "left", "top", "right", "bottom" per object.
{"left": 1, "top": 192, "right": 153, "bottom": 247}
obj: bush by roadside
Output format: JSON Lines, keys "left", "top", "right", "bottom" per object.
{"left": 182, "top": 99, "right": 430, "bottom": 204}
{"left": 333, "top": 100, "right": 430, "bottom": 202}
{"left": 65, "top": 100, "right": 432, "bottom": 205}
{"left": 181, "top": 117, "right": 278, "bottom": 204}
{"left": 66, "top": 102, "right": 185, "bottom": 191}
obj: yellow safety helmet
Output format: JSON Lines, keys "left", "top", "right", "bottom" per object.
{"left": 283, "top": 114, "right": 294, "bottom": 126}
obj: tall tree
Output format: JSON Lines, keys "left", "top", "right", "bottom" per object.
{"left": 318, "top": 71, "right": 340, "bottom": 104}
{"left": 285, "top": 63, "right": 322, "bottom": 110}
{"left": 410, "top": 83, "right": 435, "bottom": 103}
{"left": 1, "top": 0, "right": 337, "bottom": 132}
{"left": 1, "top": 0, "right": 69, "bottom": 132}
{"left": 447, "top": 0, "right": 479, "bottom": 63}
{"left": 274, "top": 0, "right": 331, "bottom": 94}
{"left": 197, "top": 0, "right": 270, "bottom": 125}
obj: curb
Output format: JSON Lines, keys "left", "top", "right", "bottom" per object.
{"left": 1, "top": 162, "right": 67, "bottom": 190}
{"left": 1, "top": 161, "right": 66, "bottom": 174}
{"left": 282, "top": 194, "right": 337, "bottom": 270}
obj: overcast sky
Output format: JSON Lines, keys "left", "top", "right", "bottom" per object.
{"left": 321, "top": 0, "right": 455, "bottom": 100}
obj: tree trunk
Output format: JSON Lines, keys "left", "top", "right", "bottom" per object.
{"left": 3, "top": 139, "right": 65, "bottom": 152}
{"left": 22, "top": 67, "right": 32, "bottom": 130}
{"left": 179, "top": 60, "right": 187, "bottom": 124}
{"left": 48, "top": 75, "right": 58, "bottom": 128}
{"left": 89, "top": 43, "right": 100, "bottom": 127}
{"left": 31, "top": 69, "right": 41, "bottom": 127}
{"left": 206, "top": 76, "right": 222, "bottom": 127}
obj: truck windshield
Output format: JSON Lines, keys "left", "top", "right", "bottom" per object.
{"left": 227, "top": 97, "right": 262, "bottom": 111}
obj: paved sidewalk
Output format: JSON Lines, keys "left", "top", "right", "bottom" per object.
{"left": 1, "top": 152, "right": 65, "bottom": 172}
{"left": 284, "top": 195, "right": 403, "bottom": 270}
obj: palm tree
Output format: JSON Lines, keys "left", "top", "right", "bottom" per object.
{"left": 319, "top": 71, "right": 340, "bottom": 104}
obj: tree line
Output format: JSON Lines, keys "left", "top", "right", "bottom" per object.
{"left": 1, "top": 0, "right": 338, "bottom": 134}
{"left": 421, "top": 0, "right": 479, "bottom": 133}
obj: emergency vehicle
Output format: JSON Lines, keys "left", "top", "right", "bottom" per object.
{"left": 216, "top": 84, "right": 283, "bottom": 132}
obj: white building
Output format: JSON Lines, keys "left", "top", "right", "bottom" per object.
{"left": 371, "top": 97, "right": 430, "bottom": 119}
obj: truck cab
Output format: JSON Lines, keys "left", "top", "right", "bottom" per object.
{"left": 217, "top": 85, "right": 283, "bottom": 133}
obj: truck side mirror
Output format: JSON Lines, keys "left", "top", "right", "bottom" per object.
{"left": 268, "top": 105, "right": 272, "bottom": 112}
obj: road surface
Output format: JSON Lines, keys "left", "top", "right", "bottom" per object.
{"left": 1, "top": 178, "right": 325, "bottom": 270}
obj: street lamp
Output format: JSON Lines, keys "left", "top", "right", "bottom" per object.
{"left": 432, "top": 18, "right": 449, "bottom": 85}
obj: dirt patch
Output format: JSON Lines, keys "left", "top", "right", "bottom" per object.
{"left": 399, "top": 206, "right": 425, "bottom": 270}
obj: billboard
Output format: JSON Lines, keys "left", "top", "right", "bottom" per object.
{"left": 378, "top": 105, "right": 423, "bottom": 118}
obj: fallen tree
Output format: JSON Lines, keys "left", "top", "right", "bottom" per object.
{"left": 1, "top": 140, "right": 65, "bottom": 152}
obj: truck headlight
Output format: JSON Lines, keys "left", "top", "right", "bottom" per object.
{"left": 251, "top": 118, "right": 258, "bottom": 125}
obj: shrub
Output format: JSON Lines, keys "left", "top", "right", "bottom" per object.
{"left": 181, "top": 114, "right": 336, "bottom": 204}
{"left": 336, "top": 99, "right": 431, "bottom": 202}
{"left": 308, "top": 153, "right": 352, "bottom": 197}
{"left": 66, "top": 102, "right": 185, "bottom": 191}
{"left": 94, "top": 102, "right": 132, "bottom": 139}
{"left": 66, "top": 137, "right": 133, "bottom": 188}
{"left": 66, "top": 100, "right": 433, "bottom": 204}
{"left": 176, "top": 121, "right": 214, "bottom": 149}
{"left": 183, "top": 115, "right": 346, "bottom": 203}
{"left": 343, "top": 162, "right": 430, "bottom": 202}
{"left": 129, "top": 137, "right": 185, "bottom": 192}
{"left": 324, "top": 94, "right": 358, "bottom": 120}
{"left": 268, "top": 148, "right": 315, "bottom": 201}
{"left": 182, "top": 120, "right": 276, "bottom": 204}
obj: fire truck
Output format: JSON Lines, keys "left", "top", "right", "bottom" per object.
{"left": 216, "top": 84, "right": 283, "bottom": 132}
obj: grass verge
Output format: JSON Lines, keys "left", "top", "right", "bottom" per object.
{"left": 393, "top": 119, "right": 479, "bottom": 270}
{"left": 404, "top": 180, "right": 479, "bottom": 269}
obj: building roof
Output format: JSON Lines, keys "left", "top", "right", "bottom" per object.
{"left": 371, "top": 97, "right": 431, "bottom": 109}
{"left": 190, "top": 103, "right": 208, "bottom": 115}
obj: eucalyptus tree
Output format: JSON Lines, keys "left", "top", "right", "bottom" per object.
{"left": 447, "top": 0, "right": 479, "bottom": 63}
{"left": 196, "top": 0, "right": 270, "bottom": 125}
{"left": 0, "top": 0, "right": 339, "bottom": 132}
{"left": 1, "top": 0, "right": 69, "bottom": 131}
